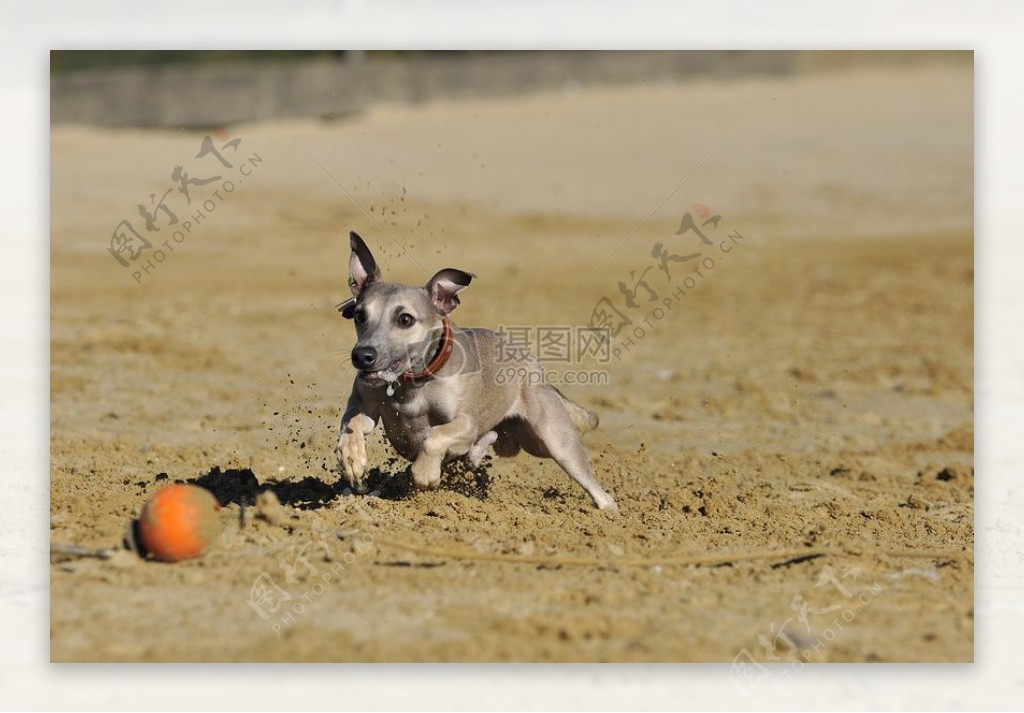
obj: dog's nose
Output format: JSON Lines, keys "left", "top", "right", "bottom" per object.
{"left": 351, "top": 345, "right": 378, "bottom": 370}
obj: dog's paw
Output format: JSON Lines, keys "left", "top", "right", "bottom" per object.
{"left": 410, "top": 457, "right": 442, "bottom": 491}
{"left": 594, "top": 491, "right": 620, "bottom": 514}
{"left": 467, "top": 430, "right": 498, "bottom": 466}
{"left": 336, "top": 430, "right": 367, "bottom": 488}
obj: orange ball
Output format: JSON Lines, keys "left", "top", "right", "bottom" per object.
{"left": 137, "top": 484, "right": 221, "bottom": 562}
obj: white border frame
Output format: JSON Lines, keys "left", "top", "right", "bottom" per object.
{"left": 10, "top": 0, "right": 1018, "bottom": 709}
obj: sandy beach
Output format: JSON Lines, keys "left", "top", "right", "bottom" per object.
{"left": 50, "top": 59, "right": 973, "bottom": 662}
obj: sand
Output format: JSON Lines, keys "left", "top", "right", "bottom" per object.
{"left": 50, "top": 61, "right": 973, "bottom": 662}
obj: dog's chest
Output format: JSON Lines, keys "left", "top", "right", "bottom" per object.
{"left": 377, "top": 389, "right": 454, "bottom": 460}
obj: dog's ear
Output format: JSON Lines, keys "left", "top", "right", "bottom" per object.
{"left": 425, "top": 268, "right": 475, "bottom": 314}
{"left": 348, "top": 231, "right": 382, "bottom": 298}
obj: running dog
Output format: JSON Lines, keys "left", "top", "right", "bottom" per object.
{"left": 335, "top": 231, "right": 618, "bottom": 511}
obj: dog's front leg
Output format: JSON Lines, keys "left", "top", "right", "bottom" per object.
{"left": 336, "top": 388, "right": 378, "bottom": 491}
{"left": 410, "top": 413, "right": 477, "bottom": 490}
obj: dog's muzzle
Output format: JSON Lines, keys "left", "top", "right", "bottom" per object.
{"left": 351, "top": 345, "right": 378, "bottom": 370}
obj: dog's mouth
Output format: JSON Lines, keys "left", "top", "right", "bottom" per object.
{"left": 357, "top": 359, "right": 409, "bottom": 384}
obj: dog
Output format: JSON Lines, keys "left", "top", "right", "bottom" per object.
{"left": 335, "top": 231, "right": 618, "bottom": 511}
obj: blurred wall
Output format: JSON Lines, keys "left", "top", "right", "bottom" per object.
{"left": 50, "top": 51, "right": 796, "bottom": 127}
{"left": 49, "top": 50, "right": 969, "bottom": 128}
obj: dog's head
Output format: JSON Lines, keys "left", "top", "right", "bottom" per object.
{"left": 340, "top": 231, "right": 474, "bottom": 383}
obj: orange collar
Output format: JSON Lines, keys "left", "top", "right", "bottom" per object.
{"left": 399, "top": 317, "right": 454, "bottom": 383}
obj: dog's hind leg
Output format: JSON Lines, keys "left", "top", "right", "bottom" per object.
{"left": 521, "top": 387, "right": 618, "bottom": 512}
{"left": 467, "top": 430, "right": 498, "bottom": 466}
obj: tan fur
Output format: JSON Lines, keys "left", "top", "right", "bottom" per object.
{"left": 335, "top": 232, "right": 618, "bottom": 512}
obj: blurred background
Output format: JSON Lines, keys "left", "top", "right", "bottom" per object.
{"left": 51, "top": 50, "right": 972, "bottom": 240}
{"left": 52, "top": 49, "right": 965, "bottom": 126}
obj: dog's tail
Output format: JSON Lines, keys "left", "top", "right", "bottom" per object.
{"left": 553, "top": 387, "right": 600, "bottom": 433}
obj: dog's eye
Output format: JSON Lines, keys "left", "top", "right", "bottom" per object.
{"left": 354, "top": 310, "right": 367, "bottom": 325}
{"left": 397, "top": 313, "right": 415, "bottom": 328}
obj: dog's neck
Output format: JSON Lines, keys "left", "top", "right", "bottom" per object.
{"left": 398, "top": 317, "right": 454, "bottom": 384}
